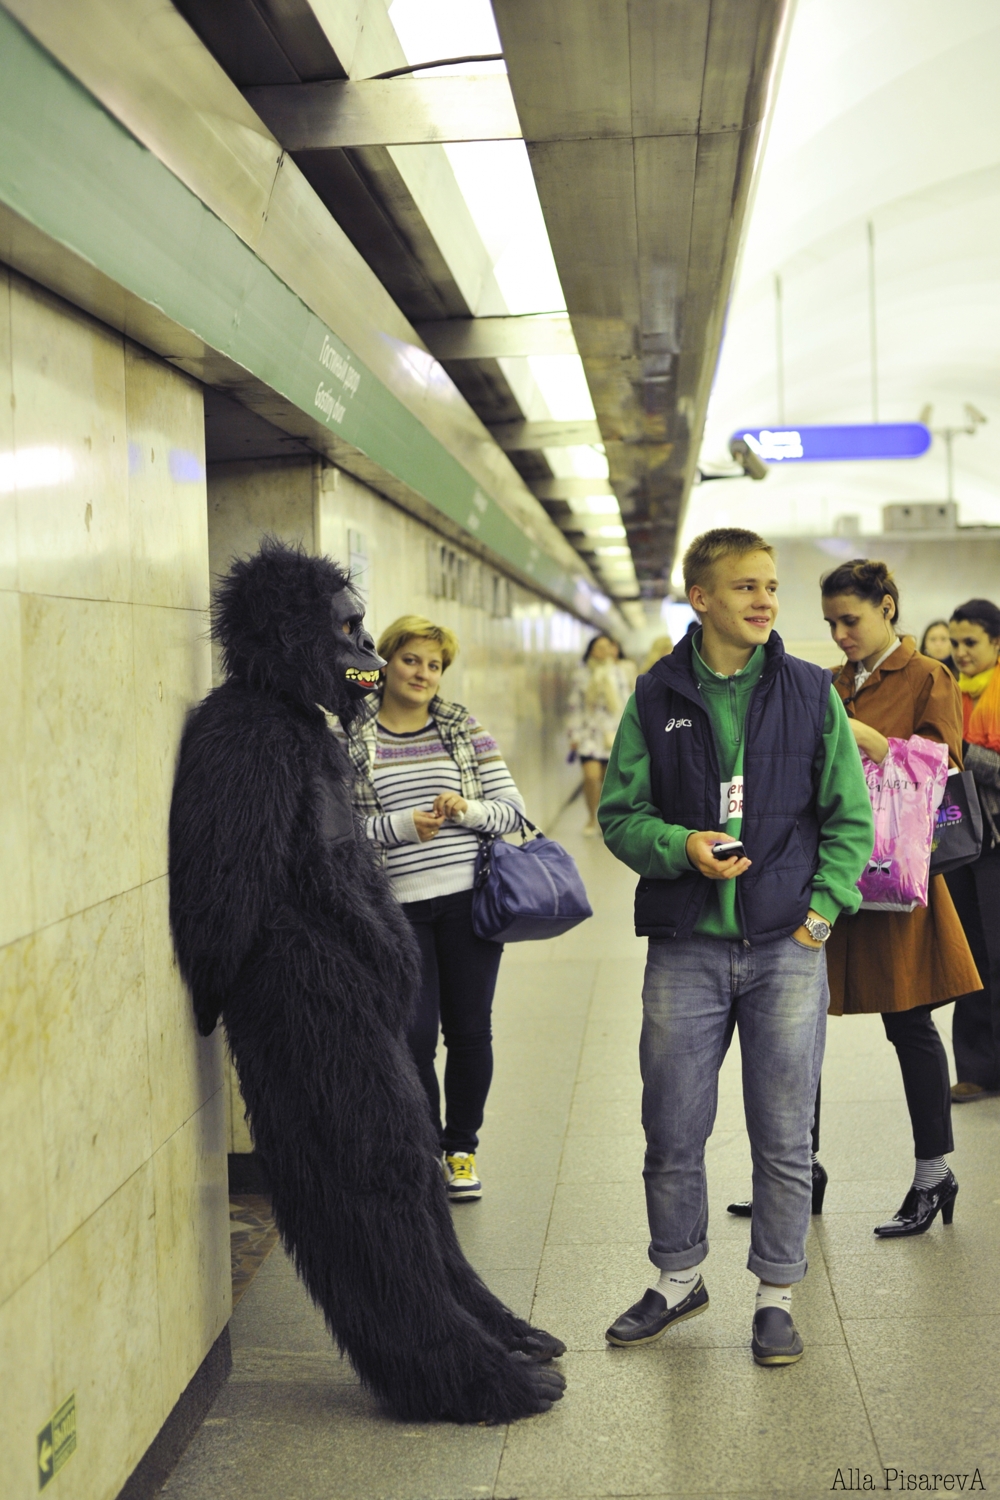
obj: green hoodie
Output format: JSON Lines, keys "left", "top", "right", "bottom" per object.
{"left": 599, "top": 634, "right": 874, "bottom": 940}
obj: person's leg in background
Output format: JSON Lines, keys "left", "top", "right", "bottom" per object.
{"left": 402, "top": 896, "right": 445, "bottom": 1139}
{"left": 580, "top": 757, "right": 607, "bottom": 834}
{"left": 432, "top": 889, "right": 504, "bottom": 1199}
{"left": 875, "top": 1004, "right": 958, "bottom": 1237}
{"left": 946, "top": 860, "right": 999, "bottom": 1094}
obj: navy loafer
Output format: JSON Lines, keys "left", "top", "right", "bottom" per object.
{"left": 751, "top": 1306, "right": 803, "bottom": 1366}
{"left": 605, "top": 1278, "right": 709, "bottom": 1347}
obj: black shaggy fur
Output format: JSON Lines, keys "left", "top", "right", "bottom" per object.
{"left": 168, "top": 539, "right": 565, "bottom": 1422}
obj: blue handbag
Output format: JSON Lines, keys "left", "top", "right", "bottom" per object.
{"left": 471, "top": 819, "right": 593, "bottom": 943}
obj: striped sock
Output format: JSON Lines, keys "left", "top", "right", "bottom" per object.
{"left": 912, "top": 1156, "right": 948, "bottom": 1191}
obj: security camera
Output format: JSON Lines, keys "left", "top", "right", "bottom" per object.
{"left": 964, "top": 403, "right": 987, "bottom": 426}
{"left": 729, "top": 438, "right": 768, "bottom": 482}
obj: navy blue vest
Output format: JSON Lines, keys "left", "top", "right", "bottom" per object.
{"left": 633, "top": 629, "right": 830, "bottom": 941}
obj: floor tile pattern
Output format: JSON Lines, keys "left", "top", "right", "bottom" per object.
{"left": 166, "top": 809, "right": 1000, "bottom": 1499}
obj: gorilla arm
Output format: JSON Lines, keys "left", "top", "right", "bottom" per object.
{"left": 169, "top": 688, "right": 305, "bottom": 1035}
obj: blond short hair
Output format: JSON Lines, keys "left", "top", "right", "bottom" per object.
{"left": 377, "top": 615, "right": 459, "bottom": 670}
{"left": 682, "top": 527, "right": 774, "bottom": 594}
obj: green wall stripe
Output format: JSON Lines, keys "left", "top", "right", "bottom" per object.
{"left": 0, "top": 6, "right": 604, "bottom": 618}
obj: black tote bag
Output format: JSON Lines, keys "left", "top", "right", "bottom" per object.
{"left": 929, "top": 768, "right": 983, "bottom": 876}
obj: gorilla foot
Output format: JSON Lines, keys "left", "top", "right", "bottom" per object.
{"left": 504, "top": 1353, "right": 566, "bottom": 1415}
{"left": 510, "top": 1327, "right": 567, "bottom": 1362}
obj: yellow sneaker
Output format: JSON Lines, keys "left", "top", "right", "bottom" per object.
{"left": 443, "top": 1151, "right": 482, "bottom": 1201}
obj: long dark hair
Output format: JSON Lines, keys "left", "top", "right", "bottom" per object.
{"left": 820, "top": 558, "right": 900, "bottom": 623}
{"left": 582, "top": 633, "right": 620, "bottom": 663}
{"left": 951, "top": 598, "right": 1000, "bottom": 641}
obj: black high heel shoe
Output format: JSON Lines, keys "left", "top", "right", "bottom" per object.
{"left": 873, "top": 1168, "right": 958, "bottom": 1238}
{"left": 727, "top": 1160, "right": 828, "bottom": 1219}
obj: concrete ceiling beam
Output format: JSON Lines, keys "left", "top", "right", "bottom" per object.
{"left": 243, "top": 75, "right": 521, "bottom": 149}
{"left": 416, "top": 314, "right": 577, "bottom": 360}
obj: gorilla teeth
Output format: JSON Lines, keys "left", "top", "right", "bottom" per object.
{"left": 345, "top": 668, "right": 380, "bottom": 683}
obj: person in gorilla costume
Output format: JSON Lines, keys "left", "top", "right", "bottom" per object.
{"left": 168, "top": 538, "right": 566, "bottom": 1423}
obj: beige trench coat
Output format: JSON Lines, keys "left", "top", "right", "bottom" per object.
{"left": 826, "top": 636, "right": 982, "bottom": 1015}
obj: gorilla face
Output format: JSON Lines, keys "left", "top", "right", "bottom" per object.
{"left": 331, "top": 587, "right": 385, "bottom": 697}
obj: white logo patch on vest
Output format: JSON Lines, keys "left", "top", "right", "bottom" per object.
{"left": 664, "top": 717, "right": 692, "bottom": 733}
{"left": 720, "top": 775, "right": 744, "bottom": 825}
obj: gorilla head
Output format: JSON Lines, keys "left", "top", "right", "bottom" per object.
{"left": 212, "top": 537, "right": 384, "bottom": 720}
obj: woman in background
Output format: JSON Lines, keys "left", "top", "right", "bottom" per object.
{"left": 567, "top": 634, "right": 630, "bottom": 835}
{"left": 946, "top": 598, "right": 1000, "bottom": 1102}
{"left": 639, "top": 634, "right": 674, "bottom": 676}
{"left": 340, "top": 615, "right": 526, "bottom": 1203}
{"left": 920, "top": 620, "right": 957, "bottom": 676}
{"left": 820, "top": 560, "right": 979, "bottom": 1236}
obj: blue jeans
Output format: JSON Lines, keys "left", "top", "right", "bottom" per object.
{"left": 640, "top": 933, "right": 828, "bottom": 1284}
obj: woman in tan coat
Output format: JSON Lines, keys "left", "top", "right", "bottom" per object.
{"left": 821, "top": 560, "right": 981, "bottom": 1237}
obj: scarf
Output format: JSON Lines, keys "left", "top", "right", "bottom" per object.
{"left": 965, "top": 663, "right": 1000, "bottom": 754}
{"left": 958, "top": 667, "right": 995, "bottom": 700}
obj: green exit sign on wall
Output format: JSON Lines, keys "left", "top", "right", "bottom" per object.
{"left": 37, "top": 1393, "right": 76, "bottom": 1490}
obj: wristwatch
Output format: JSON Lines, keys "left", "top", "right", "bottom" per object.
{"left": 803, "top": 915, "right": 832, "bottom": 944}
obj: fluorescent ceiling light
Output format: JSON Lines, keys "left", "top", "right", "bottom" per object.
{"left": 593, "top": 545, "right": 632, "bottom": 556}
{"left": 568, "top": 495, "right": 620, "bottom": 515}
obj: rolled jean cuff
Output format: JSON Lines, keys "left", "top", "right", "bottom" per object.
{"left": 747, "top": 1250, "right": 808, "bottom": 1285}
{"left": 648, "top": 1242, "right": 707, "bottom": 1273}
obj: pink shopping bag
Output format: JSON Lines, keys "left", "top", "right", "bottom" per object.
{"left": 858, "top": 736, "right": 949, "bottom": 912}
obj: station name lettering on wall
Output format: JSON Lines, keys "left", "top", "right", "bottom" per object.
{"left": 315, "top": 335, "right": 361, "bottom": 427}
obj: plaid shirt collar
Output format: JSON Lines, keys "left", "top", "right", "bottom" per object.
{"left": 345, "top": 691, "right": 483, "bottom": 815}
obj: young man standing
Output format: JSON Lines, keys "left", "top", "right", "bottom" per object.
{"left": 599, "top": 528, "right": 873, "bottom": 1366}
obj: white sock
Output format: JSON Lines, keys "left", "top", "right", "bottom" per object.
{"left": 654, "top": 1267, "right": 700, "bottom": 1308}
{"left": 756, "top": 1281, "right": 793, "bottom": 1314}
{"left": 912, "top": 1156, "right": 948, "bottom": 1191}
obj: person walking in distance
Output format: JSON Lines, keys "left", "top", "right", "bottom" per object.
{"left": 567, "top": 634, "right": 629, "bottom": 835}
{"left": 599, "top": 529, "right": 873, "bottom": 1367}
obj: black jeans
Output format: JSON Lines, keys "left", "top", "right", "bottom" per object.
{"left": 947, "top": 851, "right": 1000, "bottom": 1089}
{"left": 402, "top": 887, "right": 504, "bottom": 1154}
{"left": 812, "top": 1008, "right": 953, "bottom": 1160}
{"left": 881, "top": 1006, "right": 954, "bottom": 1159}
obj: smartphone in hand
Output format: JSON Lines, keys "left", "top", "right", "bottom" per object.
{"left": 712, "top": 840, "right": 746, "bottom": 861}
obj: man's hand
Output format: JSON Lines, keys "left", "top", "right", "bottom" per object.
{"left": 685, "top": 831, "right": 752, "bottom": 880}
{"left": 791, "top": 909, "right": 827, "bottom": 950}
{"left": 413, "top": 810, "right": 445, "bottom": 842}
{"left": 432, "top": 792, "right": 468, "bottom": 820}
{"left": 848, "top": 718, "right": 889, "bottom": 764}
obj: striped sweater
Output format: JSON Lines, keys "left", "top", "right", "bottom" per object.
{"left": 341, "top": 716, "right": 525, "bottom": 904}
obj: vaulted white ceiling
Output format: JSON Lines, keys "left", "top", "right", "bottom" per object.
{"left": 683, "top": 0, "right": 1000, "bottom": 572}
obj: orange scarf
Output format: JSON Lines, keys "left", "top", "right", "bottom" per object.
{"left": 965, "top": 664, "right": 1000, "bottom": 753}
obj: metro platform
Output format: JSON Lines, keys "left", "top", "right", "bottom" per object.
{"left": 163, "top": 810, "right": 1000, "bottom": 1500}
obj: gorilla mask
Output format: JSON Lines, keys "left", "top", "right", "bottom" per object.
{"left": 213, "top": 537, "right": 384, "bottom": 720}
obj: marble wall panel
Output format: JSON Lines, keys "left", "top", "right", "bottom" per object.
{"left": 49, "top": 1164, "right": 163, "bottom": 1500}
{"left": 0, "top": 1262, "right": 55, "bottom": 1500}
{"left": 132, "top": 603, "right": 212, "bottom": 885}
{"left": 0, "top": 932, "right": 48, "bottom": 1306}
{"left": 21, "top": 593, "right": 141, "bottom": 929}
{"left": 207, "top": 456, "right": 313, "bottom": 582}
{"left": 125, "top": 346, "right": 210, "bottom": 613}
{"left": 152, "top": 1090, "right": 231, "bottom": 1414}
{"left": 11, "top": 275, "right": 131, "bottom": 604}
{"left": 34, "top": 888, "right": 151, "bottom": 1252}
{"left": 143, "top": 876, "right": 223, "bottom": 1153}
{"left": 0, "top": 588, "right": 33, "bottom": 947}
{"left": 0, "top": 268, "right": 15, "bottom": 589}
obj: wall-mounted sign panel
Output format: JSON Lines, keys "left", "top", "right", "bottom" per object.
{"left": 733, "top": 425, "right": 931, "bottom": 463}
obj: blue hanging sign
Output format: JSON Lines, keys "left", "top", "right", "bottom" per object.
{"left": 732, "top": 424, "right": 931, "bottom": 463}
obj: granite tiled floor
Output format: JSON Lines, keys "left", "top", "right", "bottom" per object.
{"left": 164, "top": 810, "right": 1000, "bottom": 1499}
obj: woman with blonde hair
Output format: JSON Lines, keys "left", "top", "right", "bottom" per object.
{"left": 567, "top": 633, "right": 630, "bottom": 835}
{"left": 639, "top": 635, "right": 674, "bottom": 676}
{"left": 335, "top": 614, "right": 526, "bottom": 1203}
